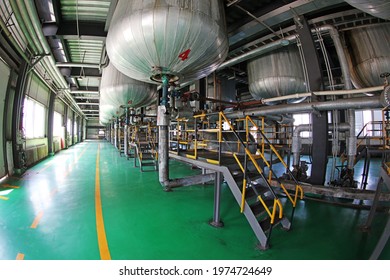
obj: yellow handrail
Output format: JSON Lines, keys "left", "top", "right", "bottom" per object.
{"left": 245, "top": 115, "right": 304, "bottom": 208}
{"left": 271, "top": 199, "right": 283, "bottom": 224}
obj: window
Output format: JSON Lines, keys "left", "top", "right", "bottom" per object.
{"left": 53, "top": 111, "right": 63, "bottom": 137}
{"left": 67, "top": 119, "right": 71, "bottom": 135}
{"left": 293, "top": 113, "right": 311, "bottom": 138}
{"left": 355, "top": 109, "right": 382, "bottom": 137}
{"left": 74, "top": 121, "right": 77, "bottom": 136}
{"left": 23, "top": 98, "right": 45, "bottom": 138}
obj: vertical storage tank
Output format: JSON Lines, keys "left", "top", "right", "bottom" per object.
{"left": 106, "top": 0, "right": 228, "bottom": 84}
{"left": 344, "top": 0, "right": 390, "bottom": 20}
{"left": 346, "top": 24, "right": 390, "bottom": 88}
{"left": 247, "top": 45, "right": 306, "bottom": 101}
{"left": 99, "top": 63, "right": 157, "bottom": 124}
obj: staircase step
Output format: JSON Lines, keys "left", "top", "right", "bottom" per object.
{"left": 245, "top": 185, "right": 270, "bottom": 199}
{"left": 141, "top": 162, "right": 156, "bottom": 166}
{"left": 250, "top": 200, "right": 274, "bottom": 217}
{"left": 259, "top": 213, "right": 283, "bottom": 232}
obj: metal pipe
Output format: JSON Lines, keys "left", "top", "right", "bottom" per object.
{"left": 0, "top": 9, "right": 30, "bottom": 63}
{"left": 124, "top": 108, "right": 128, "bottom": 157}
{"left": 70, "top": 90, "right": 100, "bottom": 95}
{"left": 158, "top": 76, "right": 172, "bottom": 189}
{"left": 9, "top": 0, "right": 39, "bottom": 55}
{"left": 217, "top": 34, "right": 296, "bottom": 71}
{"left": 20, "top": 1, "right": 84, "bottom": 116}
{"left": 261, "top": 85, "right": 384, "bottom": 104}
{"left": 319, "top": 25, "right": 356, "bottom": 170}
{"left": 220, "top": 95, "right": 387, "bottom": 120}
{"left": 167, "top": 173, "right": 216, "bottom": 189}
{"left": 210, "top": 172, "right": 224, "bottom": 227}
{"left": 158, "top": 125, "right": 169, "bottom": 188}
{"left": 292, "top": 123, "right": 351, "bottom": 166}
{"left": 56, "top": 62, "right": 101, "bottom": 68}
{"left": 114, "top": 119, "right": 118, "bottom": 149}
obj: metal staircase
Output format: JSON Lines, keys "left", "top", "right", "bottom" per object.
{"left": 131, "top": 124, "right": 158, "bottom": 172}
{"left": 170, "top": 112, "right": 303, "bottom": 249}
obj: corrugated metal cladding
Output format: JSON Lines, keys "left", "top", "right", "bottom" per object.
{"left": 25, "top": 74, "right": 50, "bottom": 107}
{"left": 60, "top": 0, "right": 111, "bottom": 22}
{"left": 67, "top": 39, "right": 104, "bottom": 64}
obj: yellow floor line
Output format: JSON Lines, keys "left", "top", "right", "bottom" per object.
{"left": 0, "top": 184, "right": 20, "bottom": 189}
{"left": 0, "top": 195, "right": 8, "bottom": 200}
{"left": 16, "top": 253, "right": 24, "bottom": 260}
{"left": 30, "top": 210, "right": 44, "bottom": 229}
{"left": 95, "top": 144, "right": 111, "bottom": 260}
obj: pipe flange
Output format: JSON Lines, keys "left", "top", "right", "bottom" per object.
{"left": 381, "top": 85, "right": 390, "bottom": 107}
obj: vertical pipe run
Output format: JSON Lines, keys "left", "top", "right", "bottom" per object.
{"left": 158, "top": 75, "right": 170, "bottom": 190}
{"left": 158, "top": 118, "right": 169, "bottom": 189}
{"left": 110, "top": 122, "right": 114, "bottom": 144}
{"left": 124, "top": 108, "right": 129, "bottom": 157}
{"left": 210, "top": 172, "right": 224, "bottom": 227}
{"left": 114, "top": 118, "right": 118, "bottom": 149}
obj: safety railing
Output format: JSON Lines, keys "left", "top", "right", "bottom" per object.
{"left": 147, "top": 123, "right": 158, "bottom": 160}
{"left": 219, "top": 112, "right": 283, "bottom": 225}
{"left": 245, "top": 116, "right": 303, "bottom": 222}
{"left": 382, "top": 106, "right": 390, "bottom": 149}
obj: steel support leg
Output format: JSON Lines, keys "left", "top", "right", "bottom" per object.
{"left": 210, "top": 172, "right": 224, "bottom": 227}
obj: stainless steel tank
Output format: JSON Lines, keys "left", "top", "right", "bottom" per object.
{"left": 106, "top": 0, "right": 228, "bottom": 84}
{"left": 346, "top": 24, "right": 390, "bottom": 88}
{"left": 344, "top": 0, "right": 390, "bottom": 20}
{"left": 99, "top": 63, "right": 157, "bottom": 124}
{"left": 247, "top": 45, "right": 306, "bottom": 101}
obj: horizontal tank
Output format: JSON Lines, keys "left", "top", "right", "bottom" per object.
{"left": 106, "top": 0, "right": 228, "bottom": 84}
{"left": 346, "top": 24, "right": 390, "bottom": 88}
{"left": 344, "top": 0, "right": 390, "bottom": 20}
{"left": 247, "top": 45, "right": 306, "bottom": 101}
{"left": 99, "top": 63, "right": 157, "bottom": 124}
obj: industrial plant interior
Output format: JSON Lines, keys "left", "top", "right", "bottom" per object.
{"left": 0, "top": 0, "right": 389, "bottom": 261}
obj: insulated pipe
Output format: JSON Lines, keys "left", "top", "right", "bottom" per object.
{"left": 124, "top": 108, "right": 129, "bottom": 157}
{"left": 114, "top": 119, "right": 118, "bottom": 148}
{"left": 320, "top": 24, "right": 356, "bottom": 170}
{"left": 218, "top": 95, "right": 387, "bottom": 120}
{"left": 9, "top": 0, "right": 40, "bottom": 55}
{"left": 347, "top": 110, "right": 356, "bottom": 169}
{"left": 18, "top": 1, "right": 83, "bottom": 116}
{"left": 261, "top": 85, "right": 384, "bottom": 104}
{"left": 0, "top": 16, "right": 30, "bottom": 63}
{"left": 167, "top": 173, "right": 216, "bottom": 189}
{"left": 158, "top": 76, "right": 170, "bottom": 189}
{"left": 292, "top": 123, "right": 351, "bottom": 166}
{"left": 56, "top": 62, "right": 101, "bottom": 69}
{"left": 217, "top": 34, "right": 296, "bottom": 71}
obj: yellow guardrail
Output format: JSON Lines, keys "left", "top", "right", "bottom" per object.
{"left": 245, "top": 115, "right": 304, "bottom": 208}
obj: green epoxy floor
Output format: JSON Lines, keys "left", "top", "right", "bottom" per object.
{"left": 0, "top": 140, "right": 389, "bottom": 260}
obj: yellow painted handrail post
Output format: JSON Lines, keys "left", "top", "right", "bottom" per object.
{"left": 271, "top": 199, "right": 283, "bottom": 224}
{"left": 240, "top": 178, "right": 247, "bottom": 213}
{"left": 294, "top": 185, "right": 304, "bottom": 206}
{"left": 261, "top": 117, "right": 265, "bottom": 155}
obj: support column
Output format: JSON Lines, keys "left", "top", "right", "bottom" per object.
{"left": 210, "top": 172, "right": 224, "bottom": 227}
{"left": 47, "top": 91, "right": 55, "bottom": 156}
{"left": 12, "top": 61, "right": 29, "bottom": 174}
{"left": 64, "top": 106, "right": 68, "bottom": 149}
{"left": 71, "top": 110, "right": 75, "bottom": 146}
{"left": 296, "top": 17, "right": 328, "bottom": 185}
